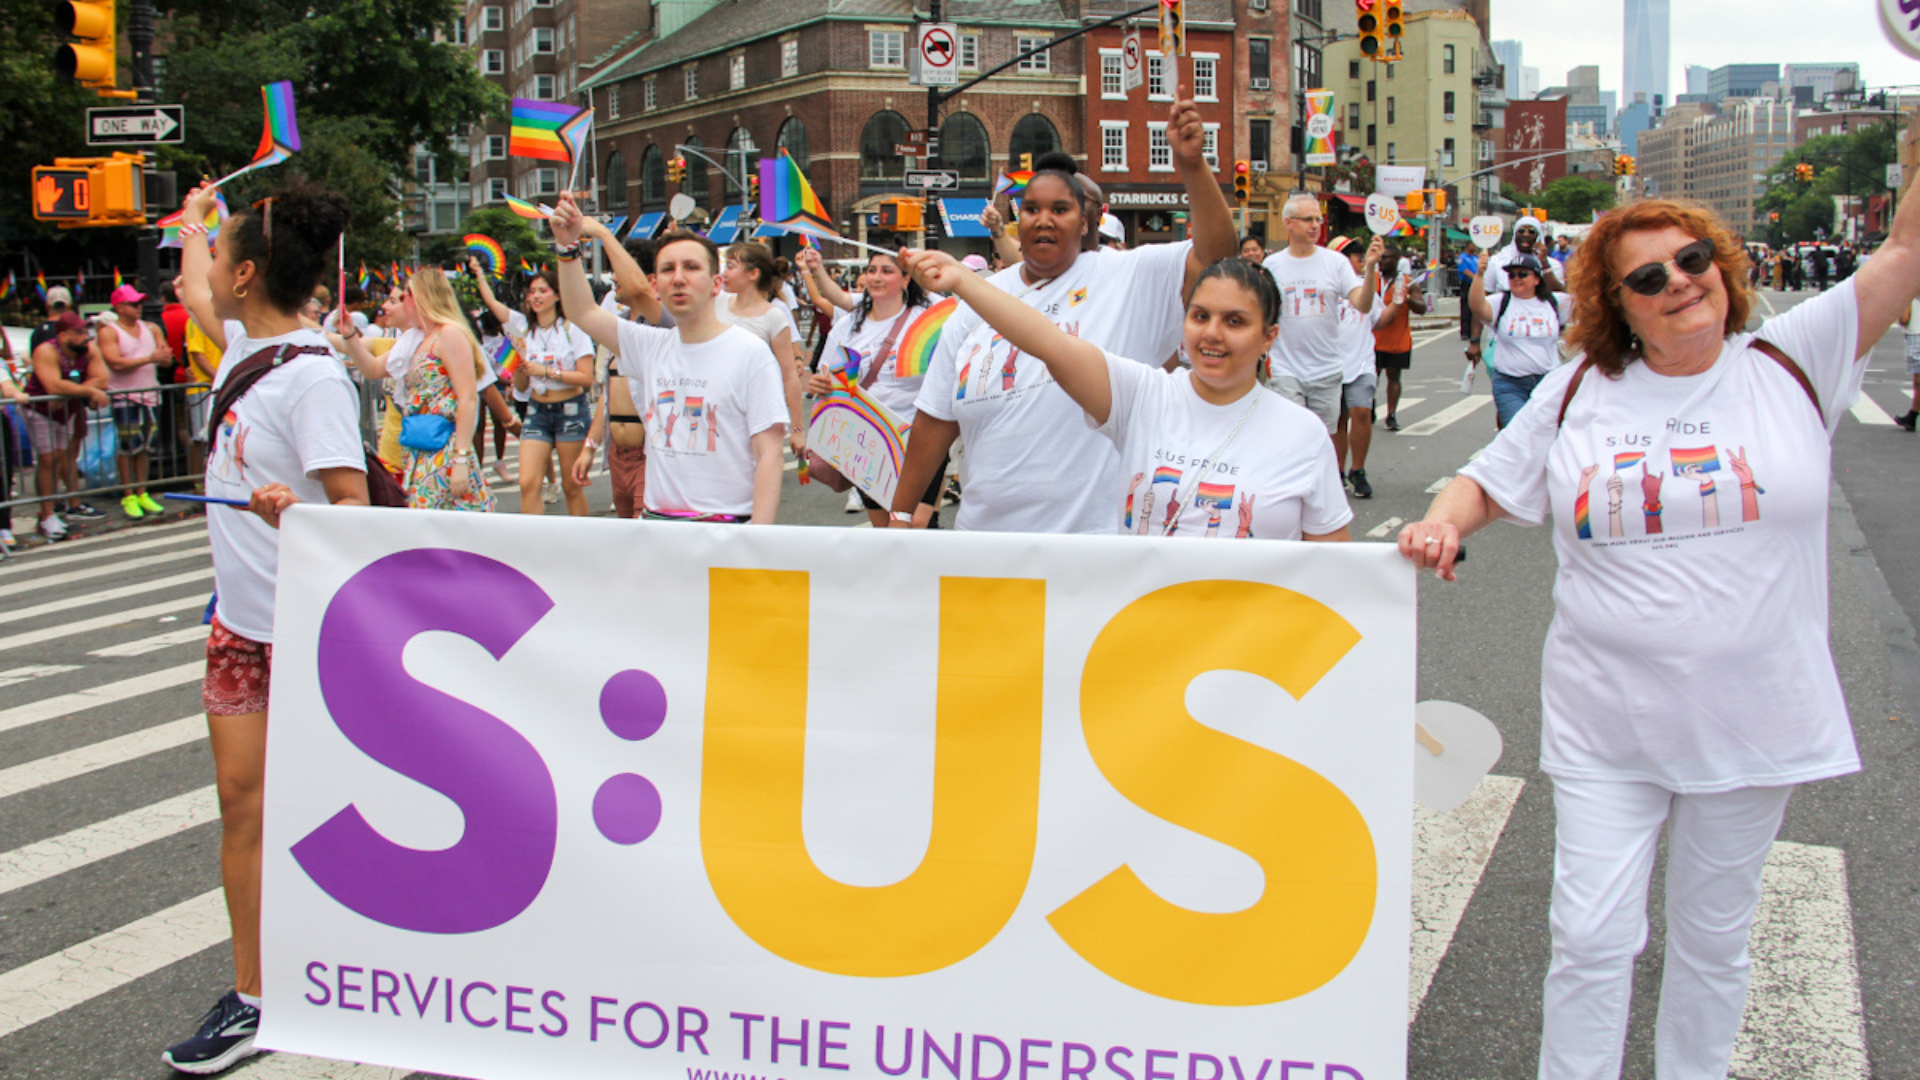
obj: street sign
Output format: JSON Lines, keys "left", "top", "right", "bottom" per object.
{"left": 894, "top": 144, "right": 923, "bottom": 158}
{"left": 87, "top": 104, "right": 184, "bottom": 146}
{"left": 1121, "top": 32, "right": 1144, "bottom": 94}
{"left": 914, "top": 22, "right": 959, "bottom": 87}
{"left": 905, "top": 170, "right": 961, "bottom": 191}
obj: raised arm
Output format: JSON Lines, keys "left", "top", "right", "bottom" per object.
{"left": 1466, "top": 266, "right": 1494, "bottom": 324}
{"left": 547, "top": 194, "right": 623, "bottom": 350}
{"left": 582, "top": 216, "right": 662, "bottom": 325}
{"left": 470, "top": 257, "right": 517, "bottom": 328}
{"left": 1168, "top": 88, "right": 1236, "bottom": 292}
{"left": 796, "top": 248, "right": 856, "bottom": 312}
{"left": 981, "top": 202, "right": 1023, "bottom": 267}
{"left": 177, "top": 181, "right": 225, "bottom": 353}
{"left": 1853, "top": 175, "right": 1920, "bottom": 357}
{"left": 1348, "top": 236, "right": 1384, "bottom": 313}
{"left": 901, "top": 248, "right": 1114, "bottom": 424}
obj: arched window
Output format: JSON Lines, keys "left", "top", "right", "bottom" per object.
{"left": 1008, "top": 113, "right": 1060, "bottom": 171}
{"left": 682, "top": 134, "right": 708, "bottom": 205}
{"left": 936, "top": 112, "right": 990, "bottom": 181}
{"left": 861, "top": 110, "right": 909, "bottom": 181}
{"left": 725, "top": 126, "right": 758, "bottom": 197}
{"left": 603, "top": 151, "right": 628, "bottom": 209}
{"left": 776, "top": 116, "right": 810, "bottom": 173}
{"left": 641, "top": 145, "right": 666, "bottom": 206}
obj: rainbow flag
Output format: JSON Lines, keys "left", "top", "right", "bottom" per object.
{"left": 112, "top": 268, "right": 123, "bottom": 289}
{"left": 492, "top": 338, "right": 524, "bottom": 379}
{"left": 35, "top": 271, "right": 47, "bottom": 301}
{"left": 464, "top": 234, "right": 506, "bottom": 275}
{"left": 1574, "top": 490, "right": 1592, "bottom": 539}
{"left": 158, "top": 193, "right": 231, "bottom": 248}
{"left": 1613, "top": 451, "right": 1646, "bottom": 470}
{"left": 521, "top": 257, "right": 535, "bottom": 275}
{"left": 839, "top": 345, "right": 865, "bottom": 382}
{"left": 510, "top": 99, "right": 589, "bottom": 164}
{"left": 358, "top": 262, "right": 370, "bottom": 290}
{"left": 1152, "top": 465, "right": 1181, "bottom": 485}
{"left": 894, "top": 298, "right": 956, "bottom": 378}
{"left": 1194, "top": 482, "right": 1235, "bottom": 510}
{"left": 73, "top": 268, "right": 85, "bottom": 292}
{"left": 211, "top": 82, "right": 299, "bottom": 187}
{"left": 0, "top": 271, "right": 12, "bottom": 301}
{"left": 1670, "top": 446, "right": 1720, "bottom": 473}
{"left": 759, "top": 150, "right": 835, "bottom": 235}
{"left": 502, "top": 193, "right": 553, "bottom": 220}
{"left": 994, "top": 170, "right": 1034, "bottom": 198}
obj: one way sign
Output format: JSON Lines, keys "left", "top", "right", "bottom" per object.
{"left": 88, "top": 105, "right": 186, "bottom": 146}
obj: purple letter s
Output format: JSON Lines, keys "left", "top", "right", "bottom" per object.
{"left": 292, "top": 549, "right": 558, "bottom": 933}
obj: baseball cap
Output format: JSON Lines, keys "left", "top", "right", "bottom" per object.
{"left": 1098, "top": 213, "right": 1125, "bottom": 242}
{"left": 1509, "top": 254, "right": 1545, "bottom": 275}
{"left": 45, "top": 286, "right": 73, "bottom": 308}
{"left": 110, "top": 284, "right": 146, "bottom": 306}
{"left": 52, "top": 311, "right": 89, "bottom": 334}
{"left": 962, "top": 254, "right": 990, "bottom": 272}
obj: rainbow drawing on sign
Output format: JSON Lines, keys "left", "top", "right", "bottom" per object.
{"left": 465, "top": 234, "right": 507, "bottom": 275}
{"left": 1303, "top": 90, "right": 1338, "bottom": 166}
{"left": 1153, "top": 466, "right": 1182, "bottom": 485}
{"left": 807, "top": 374, "right": 909, "bottom": 506}
{"left": 1614, "top": 451, "right": 1646, "bottom": 470}
{"left": 1670, "top": 446, "right": 1720, "bottom": 473}
{"left": 895, "top": 298, "right": 957, "bottom": 378}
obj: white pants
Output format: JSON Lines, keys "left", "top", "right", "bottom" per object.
{"left": 1539, "top": 776, "right": 1792, "bottom": 1080}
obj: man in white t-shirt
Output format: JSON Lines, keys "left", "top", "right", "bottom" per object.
{"left": 1481, "top": 219, "right": 1564, "bottom": 294}
{"left": 1262, "top": 193, "right": 1383, "bottom": 433}
{"left": 551, "top": 195, "right": 787, "bottom": 522}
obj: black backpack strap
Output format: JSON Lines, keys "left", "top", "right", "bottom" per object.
{"left": 1750, "top": 338, "right": 1825, "bottom": 427}
{"left": 1495, "top": 290, "right": 1514, "bottom": 328}
{"left": 204, "top": 343, "right": 333, "bottom": 446}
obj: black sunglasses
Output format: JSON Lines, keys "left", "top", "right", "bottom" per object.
{"left": 1619, "top": 238, "right": 1715, "bottom": 296}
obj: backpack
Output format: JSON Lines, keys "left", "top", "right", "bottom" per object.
{"left": 208, "top": 342, "right": 408, "bottom": 507}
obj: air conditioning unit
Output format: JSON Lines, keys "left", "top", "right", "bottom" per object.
{"left": 1443, "top": 113, "right": 1455, "bottom": 121}
{"left": 1252, "top": 160, "right": 1268, "bottom": 172}
{"left": 1251, "top": 77, "right": 1271, "bottom": 90}
{"left": 1249, "top": 0, "right": 1269, "bottom": 9}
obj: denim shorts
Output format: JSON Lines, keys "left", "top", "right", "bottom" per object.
{"left": 113, "top": 403, "right": 158, "bottom": 454}
{"left": 521, "top": 395, "right": 590, "bottom": 444}
{"left": 1488, "top": 368, "right": 1547, "bottom": 429}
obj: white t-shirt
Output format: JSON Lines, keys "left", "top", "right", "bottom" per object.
{"left": 616, "top": 322, "right": 788, "bottom": 516}
{"left": 206, "top": 322, "right": 366, "bottom": 644}
{"left": 1263, "top": 246, "right": 1364, "bottom": 383}
{"left": 1339, "top": 298, "right": 1383, "bottom": 383}
{"left": 1486, "top": 291, "right": 1572, "bottom": 376}
{"left": 1459, "top": 281, "right": 1866, "bottom": 793}
{"left": 1098, "top": 353, "right": 1351, "bottom": 539}
{"left": 823, "top": 301, "right": 928, "bottom": 422}
{"left": 1482, "top": 242, "right": 1548, "bottom": 293}
{"left": 717, "top": 293, "right": 795, "bottom": 356}
{"left": 522, "top": 318, "right": 594, "bottom": 395}
{"left": 915, "top": 241, "right": 1192, "bottom": 534}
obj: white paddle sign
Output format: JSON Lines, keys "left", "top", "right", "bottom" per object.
{"left": 1468, "top": 215, "right": 1505, "bottom": 251}
{"left": 1364, "top": 193, "right": 1401, "bottom": 237}
{"left": 1413, "top": 700, "right": 1504, "bottom": 812}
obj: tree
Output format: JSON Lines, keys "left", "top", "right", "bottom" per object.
{"left": 1536, "top": 175, "right": 1616, "bottom": 225}
{"left": 1757, "top": 120, "right": 1898, "bottom": 244}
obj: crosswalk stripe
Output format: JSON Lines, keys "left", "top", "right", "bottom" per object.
{"left": 4, "top": 550, "right": 208, "bottom": 597}
{"left": 1850, "top": 393, "right": 1897, "bottom": 426}
{"left": 0, "top": 888, "right": 229, "bottom": 1039}
{"left": 1730, "top": 840, "right": 1870, "bottom": 1078}
{"left": 0, "top": 716, "right": 203, "bottom": 801}
{"left": 230, "top": 1052, "right": 407, "bottom": 1079}
{"left": 0, "top": 531, "right": 206, "bottom": 579}
{"left": 0, "top": 664, "right": 83, "bottom": 690}
{"left": 1398, "top": 396, "right": 1491, "bottom": 436}
{"left": 1409, "top": 775, "right": 1525, "bottom": 1020}
{"left": 0, "top": 568, "right": 214, "bottom": 629}
{"left": 1365, "top": 516, "right": 1405, "bottom": 539}
{"left": 0, "top": 517, "right": 201, "bottom": 563}
{"left": 1391, "top": 396, "right": 1427, "bottom": 413}
{"left": 0, "top": 595, "right": 207, "bottom": 653}
{"left": 0, "top": 661, "right": 204, "bottom": 737}
{"left": 0, "top": 786, "right": 217, "bottom": 897}
{"left": 1426, "top": 476, "right": 1453, "bottom": 494}
{"left": 89, "top": 625, "right": 211, "bottom": 658}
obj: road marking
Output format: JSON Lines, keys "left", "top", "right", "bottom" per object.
{"left": 1391, "top": 396, "right": 1427, "bottom": 413}
{"left": 0, "top": 786, "right": 217, "bottom": 897}
{"left": 1399, "top": 396, "right": 1491, "bottom": 436}
{"left": 1849, "top": 393, "right": 1897, "bottom": 427}
{"left": 3, "top": 550, "right": 209, "bottom": 597}
{"left": 0, "top": 569, "right": 214, "bottom": 629}
{"left": 0, "top": 664, "right": 83, "bottom": 690}
{"left": 0, "top": 595, "right": 207, "bottom": 653}
{"left": 1365, "top": 516, "right": 1405, "bottom": 539}
{"left": 231, "top": 1054, "right": 408, "bottom": 1079}
{"left": 1410, "top": 775, "right": 1525, "bottom": 1020}
{"left": 0, "top": 716, "right": 203, "bottom": 801}
{"left": 0, "top": 517, "right": 201, "bottom": 564}
{"left": 1413, "top": 329, "right": 1457, "bottom": 350}
{"left": 1730, "top": 840, "right": 1869, "bottom": 1079}
{"left": 0, "top": 661, "right": 205, "bottom": 737}
{"left": 0, "top": 888, "right": 229, "bottom": 1039}
{"left": 0, "top": 531, "right": 206, "bottom": 579}
{"left": 1426, "top": 476, "right": 1453, "bottom": 494}
{"left": 88, "top": 625, "right": 210, "bottom": 658}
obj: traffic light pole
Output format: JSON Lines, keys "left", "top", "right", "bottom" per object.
{"left": 130, "top": 0, "right": 161, "bottom": 322}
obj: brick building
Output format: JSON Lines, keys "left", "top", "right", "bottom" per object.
{"left": 1499, "top": 97, "right": 1567, "bottom": 195}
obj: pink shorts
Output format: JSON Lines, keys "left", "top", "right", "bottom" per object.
{"left": 203, "top": 615, "right": 272, "bottom": 716}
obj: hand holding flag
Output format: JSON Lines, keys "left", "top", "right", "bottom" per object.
{"left": 211, "top": 82, "right": 301, "bottom": 188}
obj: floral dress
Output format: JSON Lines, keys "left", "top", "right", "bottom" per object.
{"left": 402, "top": 345, "right": 496, "bottom": 512}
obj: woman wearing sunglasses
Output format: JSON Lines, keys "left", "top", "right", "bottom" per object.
{"left": 1399, "top": 196, "right": 1920, "bottom": 1079}
{"left": 1465, "top": 252, "right": 1572, "bottom": 428}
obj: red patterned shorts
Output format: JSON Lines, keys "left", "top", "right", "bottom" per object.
{"left": 203, "top": 615, "right": 272, "bottom": 716}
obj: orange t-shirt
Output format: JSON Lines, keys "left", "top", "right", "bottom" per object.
{"left": 1371, "top": 271, "right": 1413, "bottom": 353}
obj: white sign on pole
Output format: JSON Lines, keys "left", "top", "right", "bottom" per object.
{"left": 1374, "top": 165, "right": 1426, "bottom": 200}
{"left": 1121, "top": 32, "right": 1145, "bottom": 94}
{"left": 916, "top": 22, "right": 959, "bottom": 86}
{"left": 1888, "top": 163, "right": 1904, "bottom": 190}
{"left": 258, "top": 508, "right": 1417, "bottom": 1080}
{"left": 1468, "top": 215, "right": 1505, "bottom": 251}
{"left": 1364, "top": 193, "right": 1402, "bottom": 236}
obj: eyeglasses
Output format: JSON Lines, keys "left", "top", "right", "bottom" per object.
{"left": 1618, "top": 238, "right": 1716, "bottom": 296}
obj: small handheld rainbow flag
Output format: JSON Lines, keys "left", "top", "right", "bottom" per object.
{"left": 35, "top": 271, "right": 47, "bottom": 301}
{"left": 0, "top": 271, "right": 12, "bottom": 302}
{"left": 358, "top": 262, "right": 370, "bottom": 290}
{"left": 894, "top": 298, "right": 957, "bottom": 378}
{"left": 994, "top": 171, "right": 1033, "bottom": 198}
{"left": 212, "top": 81, "right": 301, "bottom": 187}
{"left": 1670, "top": 446, "right": 1720, "bottom": 473}
{"left": 503, "top": 193, "right": 554, "bottom": 220}
{"left": 1613, "top": 451, "right": 1646, "bottom": 470}
{"left": 492, "top": 338, "right": 525, "bottom": 379}
{"left": 839, "top": 345, "right": 865, "bottom": 382}
{"left": 464, "top": 234, "right": 507, "bottom": 276}
{"left": 112, "top": 268, "right": 123, "bottom": 289}
{"left": 510, "top": 99, "right": 591, "bottom": 167}
{"left": 157, "top": 193, "right": 230, "bottom": 249}
{"left": 520, "top": 257, "right": 535, "bottom": 275}
{"left": 759, "top": 150, "right": 834, "bottom": 235}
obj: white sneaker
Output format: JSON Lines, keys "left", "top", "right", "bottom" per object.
{"left": 38, "top": 514, "right": 67, "bottom": 540}
{"left": 542, "top": 482, "right": 560, "bottom": 504}
{"left": 491, "top": 460, "right": 510, "bottom": 484}
{"left": 0, "top": 528, "right": 14, "bottom": 548}
{"left": 845, "top": 489, "right": 863, "bottom": 513}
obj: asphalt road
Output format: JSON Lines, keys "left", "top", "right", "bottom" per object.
{"left": 2, "top": 288, "right": 1918, "bottom": 1079}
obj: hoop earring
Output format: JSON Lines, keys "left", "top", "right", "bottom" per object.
{"left": 234, "top": 285, "right": 249, "bottom": 299}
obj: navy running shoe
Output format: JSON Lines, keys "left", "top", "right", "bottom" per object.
{"left": 161, "top": 990, "right": 261, "bottom": 1074}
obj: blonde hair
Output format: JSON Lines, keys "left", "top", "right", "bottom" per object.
{"left": 407, "top": 269, "right": 487, "bottom": 379}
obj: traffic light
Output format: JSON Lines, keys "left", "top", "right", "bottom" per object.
{"left": 747, "top": 173, "right": 760, "bottom": 204}
{"left": 1429, "top": 189, "right": 1446, "bottom": 213}
{"left": 1621, "top": 155, "right": 1635, "bottom": 176}
{"left": 54, "top": 0, "right": 119, "bottom": 95}
{"left": 667, "top": 156, "right": 686, "bottom": 183}
{"left": 1382, "top": 1, "right": 1404, "bottom": 58}
{"left": 31, "top": 153, "right": 145, "bottom": 227}
{"left": 1020, "top": 152, "right": 1033, "bottom": 172}
{"left": 1795, "top": 162, "right": 1815, "bottom": 182}
{"left": 1770, "top": 211, "right": 1781, "bottom": 223}
{"left": 1233, "top": 160, "right": 1250, "bottom": 204}
{"left": 877, "top": 197, "right": 924, "bottom": 232}
{"left": 1405, "top": 189, "right": 1425, "bottom": 213}
{"left": 1356, "top": 0, "right": 1382, "bottom": 59}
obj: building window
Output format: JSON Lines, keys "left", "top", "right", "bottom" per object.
{"left": 1101, "top": 122, "right": 1128, "bottom": 171}
{"left": 869, "top": 30, "right": 904, "bottom": 68}
{"left": 607, "top": 85, "right": 620, "bottom": 120}
{"left": 487, "top": 177, "right": 508, "bottom": 202}
{"left": 684, "top": 66, "right": 697, "bottom": 99}
{"left": 776, "top": 116, "right": 810, "bottom": 173}
{"left": 1294, "top": 42, "right": 1321, "bottom": 92}
{"left": 1248, "top": 38, "right": 1271, "bottom": 86}
{"left": 532, "top": 27, "right": 554, "bottom": 53}
{"left": 1249, "top": 119, "right": 1271, "bottom": 166}
{"left": 414, "top": 153, "right": 433, "bottom": 183}
{"left": 1443, "top": 137, "right": 1456, "bottom": 166}
{"left": 486, "top": 135, "right": 506, "bottom": 159}
{"left": 481, "top": 50, "right": 504, "bottom": 75}
{"left": 1101, "top": 50, "right": 1125, "bottom": 98}
{"left": 604, "top": 151, "right": 627, "bottom": 208}
{"left": 1443, "top": 44, "right": 1456, "bottom": 74}
{"left": 450, "top": 18, "right": 467, "bottom": 45}
{"left": 645, "top": 77, "right": 657, "bottom": 110}
{"left": 1016, "top": 36, "right": 1051, "bottom": 72}
{"left": 1349, "top": 59, "right": 1361, "bottom": 79}
{"left": 1366, "top": 80, "right": 1375, "bottom": 102}
{"left": 1366, "top": 123, "right": 1376, "bottom": 146}
{"left": 960, "top": 34, "right": 980, "bottom": 70}
{"left": 730, "top": 53, "right": 745, "bottom": 90}
{"left": 533, "top": 167, "right": 559, "bottom": 194}
{"left": 1386, "top": 142, "right": 1396, "bottom": 163}
{"left": 782, "top": 39, "right": 799, "bottom": 78}
{"left": 1147, "top": 122, "right": 1171, "bottom": 171}
{"left": 1147, "top": 53, "right": 1168, "bottom": 99}
{"left": 1194, "top": 54, "right": 1217, "bottom": 100}
{"left": 1294, "top": 0, "right": 1322, "bottom": 19}
{"left": 1386, "top": 97, "right": 1395, "bottom": 124}
{"left": 1348, "top": 104, "right": 1360, "bottom": 129}
{"left": 641, "top": 146, "right": 665, "bottom": 205}
{"left": 1386, "top": 62, "right": 1395, "bottom": 79}
{"left": 483, "top": 5, "right": 503, "bottom": 30}
{"left": 934, "top": 112, "right": 991, "bottom": 180}
{"left": 1443, "top": 90, "right": 1455, "bottom": 117}
{"left": 860, "top": 110, "right": 909, "bottom": 180}
{"left": 681, "top": 134, "right": 707, "bottom": 198}
{"left": 531, "top": 74, "right": 555, "bottom": 99}
{"left": 1009, "top": 112, "right": 1060, "bottom": 169}
{"left": 1202, "top": 123, "right": 1220, "bottom": 170}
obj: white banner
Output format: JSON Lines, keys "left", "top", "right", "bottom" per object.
{"left": 1373, "top": 166, "right": 1426, "bottom": 200}
{"left": 259, "top": 508, "right": 1417, "bottom": 1080}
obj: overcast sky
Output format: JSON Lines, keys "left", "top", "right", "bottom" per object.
{"left": 1491, "top": 0, "right": 1919, "bottom": 99}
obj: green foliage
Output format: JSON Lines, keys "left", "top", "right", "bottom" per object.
{"left": 1535, "top": 176, "right": 1616, "bottom": 225}
{"left": 1756, "top": 120, "right": 1899, "bottom": 243}
{"left": 0, "top": 0, "right": 125, "bottom": 260}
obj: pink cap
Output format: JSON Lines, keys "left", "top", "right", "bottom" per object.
{"left": 110, "top": 284, "right": 146, "bottom": 306}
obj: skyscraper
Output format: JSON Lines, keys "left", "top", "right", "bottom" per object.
{"left": 1623, "top": 0, "right": 1670, "bottom": 114}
